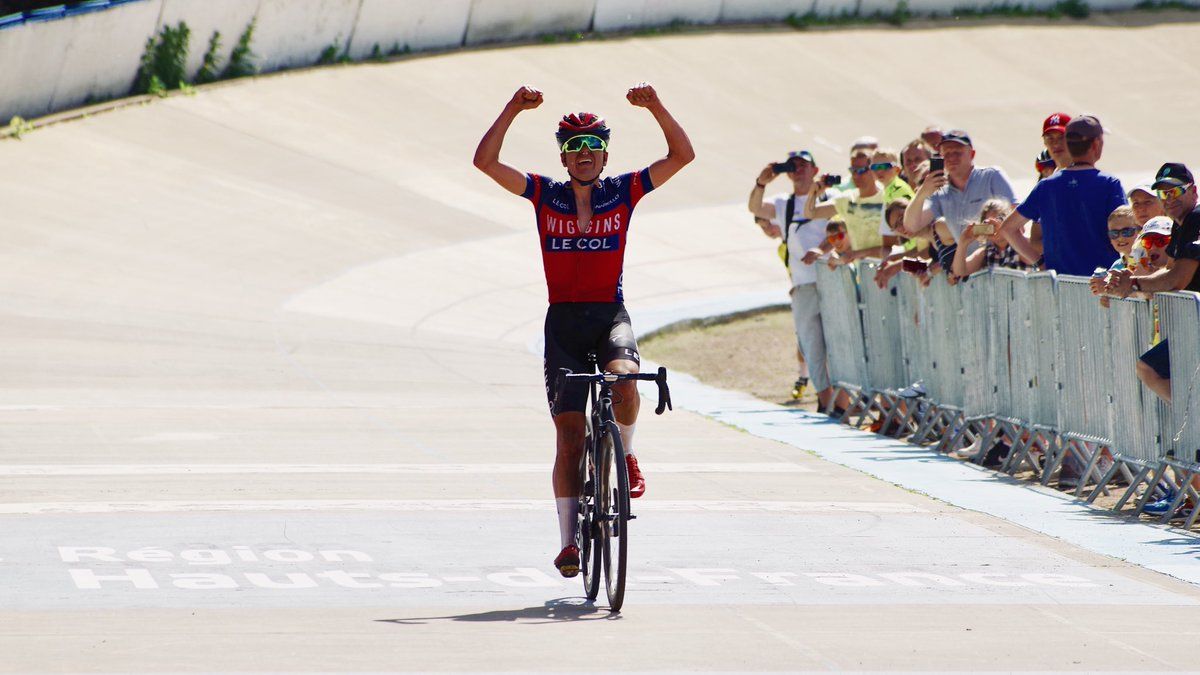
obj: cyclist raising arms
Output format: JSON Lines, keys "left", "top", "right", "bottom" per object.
{"left": 473, "top": 83, "right": 694, "bottom": 576}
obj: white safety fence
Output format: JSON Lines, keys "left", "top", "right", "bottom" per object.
{"left": 0, "top": 0, "right": 1182, "bottom": 121}
{"left": 815, "top": 262, "right": 1200, "bottom": 527}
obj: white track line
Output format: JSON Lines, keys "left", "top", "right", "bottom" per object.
{"left": 0, "top": 499, "right": 926, "bottom": 515}
{"left": 0, "top": 462, "right": 811, "bottom": 476}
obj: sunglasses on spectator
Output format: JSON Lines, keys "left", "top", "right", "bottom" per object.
{"left": 850, "top": 166, "right": 872, "bottom": 176}
{"left": 561, "top": 135, "right": 608, "bottom": 153}
{"left": 827, "top": 231, "right": 847, "bottom": 243}
{"left": 1156, "top": 184, "right": 1191, "bottom": 201}
{"left": 869, "top": 162, "right": 895, "bottom": 172}
{"left": 1140, "top": 233, "right": 1171, "bottom": 249}
{"left": 1107, "top": 227, "right": 1139, "bottom": 239}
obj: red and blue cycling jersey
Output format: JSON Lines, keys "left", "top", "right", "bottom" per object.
{"left": 522, "top": 168, "right": 655, "bottom": 304}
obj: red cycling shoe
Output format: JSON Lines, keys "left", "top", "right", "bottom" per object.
{"left": 626, "top": 454, "right": 646, "bottom": 498}
{"left": 554, "top": 544, "right": 580, "bottom": 578}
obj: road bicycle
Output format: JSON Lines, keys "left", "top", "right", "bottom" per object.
{"left": 555, "top": 361, "right": 671, "bottom": 611}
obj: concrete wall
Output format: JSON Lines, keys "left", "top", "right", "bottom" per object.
{"left": 718, "top": 0, "right": 816, "bottom": 23}
{"left": 251, "top": 0, "right": 361, "bottom": 72}
{"left": 347, "top": 0, "right": 470, "bottom": 58}
{"left": 0, "top": 0, "right": 164, "bottom": 120}
{"left": 464, "top": 0, "right": 595, "bottom": 46}
{"left": 594, "top": 0, "right": 723, "bottom": 32}
{"left": 0, "top": 0, "right": 1182, "bottom": 122}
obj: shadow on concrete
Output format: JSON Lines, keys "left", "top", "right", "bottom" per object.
{"left": 376, "top": 597, "right": 620, "bottom": 625}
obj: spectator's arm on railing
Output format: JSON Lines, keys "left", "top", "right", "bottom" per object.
{"left": 998, "top": 209, "right": 1037, "bottom": 265}
{"left": 850, "top": 245, "right": 889, "bottom": 261}
{"left": 874, "top": 258, "right": 904, "bottom": 288}
{"left": 801, "top": 240, "right": 834, "bottom": 265}
{"left": 1108, "top": 259, "right": 1200, "bottom": 297}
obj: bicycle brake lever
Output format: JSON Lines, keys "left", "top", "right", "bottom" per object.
{"left": 654, "top": 366, "right": 672, "bottom": 415}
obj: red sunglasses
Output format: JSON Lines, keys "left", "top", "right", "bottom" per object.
{"left": 1140, "top": 233, "right": 1170, "bottom": 249}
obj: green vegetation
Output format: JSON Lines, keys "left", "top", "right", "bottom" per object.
{"left": 785, "top": 0, "right": 1108, "bottom": 27}
{"left": 221, "top": 19, "right": 257, "bottom": 79}
{"left": 317, "top": 38, "right": 352, "bottom": 65}
{"left": 133, "top": 22, "right": 190, "bottom": 95}
{"left": 195, "top": 31, "right": 222, "bottom": 84}
{"left": 4, "top": 115, "right": 34, "bottom": 139}
{"left": 1134, "top": 0, "right": 1200, "bottom": 9}
{"left": 632, "top": 19, "right": 687, "bottom": 37}
{"left": 131, "top": 18, "right": 256, "bottom": 98}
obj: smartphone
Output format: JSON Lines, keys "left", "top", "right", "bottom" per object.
{"left": 771, "top": 161, "right": 794, "bottom": 174}
{"left": 901, "top": 257, "right": 929, "bottom": 274}
{"left": 823, "top": 174, "right": 842, "bottom": 187}
{"left": 929, "top": 156, "right": 944, "bottom": 173}
{"left": 974, "top": 222, "right": 996, "bottom": 236}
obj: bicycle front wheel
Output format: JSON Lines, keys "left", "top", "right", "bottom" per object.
{"left": 579, "top": 432, "right": 602, "bottom": 601}
{"left": 601, "top": 420, "right": 630, "bottom": 611}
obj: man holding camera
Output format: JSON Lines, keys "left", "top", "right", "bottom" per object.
{"left": 749, "top": 150, "right": 832, "bottom": 410}
{"left": 801, "top": 150, "right": 889, "bottom": 261}
{"left": 902, "top": 130, "right": 1017, "bottom": 246}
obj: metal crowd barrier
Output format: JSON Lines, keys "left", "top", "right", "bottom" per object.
{"left": 814, "top": 264, "right": 867, "bottom": 399}
{"left": 815, "top": 261, "right": 1200, "bottom": 522}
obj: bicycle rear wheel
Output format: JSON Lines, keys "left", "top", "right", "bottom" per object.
{"left": 601, "top": 420, "right": 630, "bottom": 611}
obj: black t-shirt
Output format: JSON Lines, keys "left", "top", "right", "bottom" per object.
{"left": 1167, "top": 205, "right": 1200, "bottom": 292}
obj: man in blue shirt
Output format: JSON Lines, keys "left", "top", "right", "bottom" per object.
{"left": 1000, "top": 115, "right": 1125, "bottom": 275}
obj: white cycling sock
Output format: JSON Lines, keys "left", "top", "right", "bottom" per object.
{"left": 556, "top": 497, "right": 579, "bottom": 549}
{"left": 617, "top": 422, "right": 636, "bottom": 458}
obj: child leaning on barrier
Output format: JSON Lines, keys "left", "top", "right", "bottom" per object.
{"left": 822, "top": 217, "right": 852, "bottom": 268}
{"left": 1131, "top": 216, "right": 1175, "bottom": 275}
{"left": 950, "top": 199, "right": 1029, "bottom": 278}
{"left": 1094, "top": 216, "right": 1174, "bottom": 306}
{"left": 1091, "top": 206, "right": 1141, "bottom": 306}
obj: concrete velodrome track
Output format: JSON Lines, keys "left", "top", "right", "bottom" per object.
{"left": 3, "top": 18, "right": 1200, "bottom": 673}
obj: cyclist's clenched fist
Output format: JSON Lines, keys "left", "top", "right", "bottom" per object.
{"left": 508, "top": 85, "right": 543, "bottom": 111}
{"left": 626, "top": 82, "right": 660, "bottom": 109}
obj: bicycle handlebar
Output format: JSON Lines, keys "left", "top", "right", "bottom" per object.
{"left": 555, "top": 366, "right": 673, "bottom": 415}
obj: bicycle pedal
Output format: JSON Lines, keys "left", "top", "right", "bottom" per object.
{"left": 628, "top": 514, "right": 637, "bottom": 520}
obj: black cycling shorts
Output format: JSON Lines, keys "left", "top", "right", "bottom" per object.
{"left": 1139, "top": 339, "right": 1170, "bottom": 381}
{"left": 544, "top": 302, "right": 640, "bottom": 415}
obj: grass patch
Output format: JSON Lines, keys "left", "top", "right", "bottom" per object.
{"left": 641, "top": 306, "right": 813, "bottom": 407}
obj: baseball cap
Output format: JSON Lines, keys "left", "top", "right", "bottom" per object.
{"left": 850, "top": 135, "right": 879, "bottom": 150}
{"left": 788, "top": 150, "right": 815, "bottom": 164}
{"left": 1140, "top": 216, "right": 1174, "bottom": 237}
{"left": 939, "top": 130, "right": 972, "bottom": 148}
{"left": 1152, "top": 162, "right": 1194, "bottom": 189}
{"left": 1042, "top": 112, "right": 1071, "bottom": 135}
{"left": 1127, "top": 182, "right": 1158, "bottom": 199}
{"left": 1064, "top": 115, "right": 1103, "bottom": 141}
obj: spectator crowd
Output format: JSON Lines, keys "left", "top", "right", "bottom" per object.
{"left": 748, "top": 113, "right": 1200, "bottom": 515}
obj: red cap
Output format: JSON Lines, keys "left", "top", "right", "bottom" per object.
{"left": 1042, "top": 112, "right": 1071, "bottom": 135}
